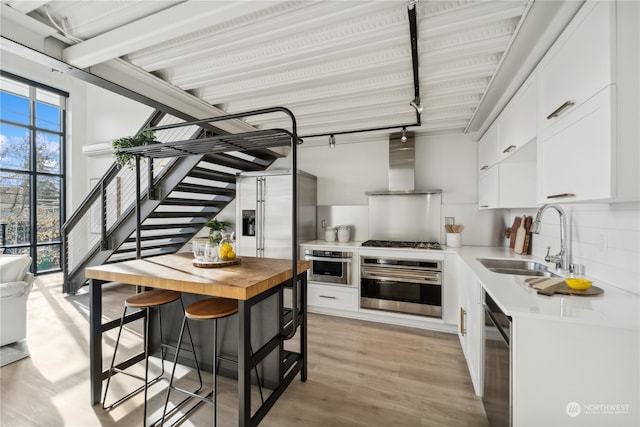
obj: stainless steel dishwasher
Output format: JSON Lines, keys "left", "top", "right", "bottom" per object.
{"left": 483, "top": 293, "right": 511, "bottom": 427}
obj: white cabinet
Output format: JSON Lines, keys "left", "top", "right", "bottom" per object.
{"left": 478, "top": 72, "right": 537, "bottom": 209}
{"left": 537, "top": 0, "right": 639, "bottom": 203}
{"left": 477, "top": 122, "right": 499, "bottom": 173}
{"left": 538, "top": 1, "right": 613, "bottom": 130}
{"left": 497, "top": 143, "right": 537, "bottom": 209}
{"left": 512, "top": 316, "right": 639, "bottom": 426}
{"left": 308, "top": 283, "right": 358, "bottom": 312}
{"left": 498, "top": 73, "right": 537, "bottom": 161}
{"left": 539, "top": 87, "right": 614, "bottom": 202}
{"left": 456, "top": 261, "right": 483, "bottom": 395}
{"left": 478, "top": 166, "right": 499, "bottom": 209}
{"left": 479, "top": 149, "right": 537, "bottom": 210}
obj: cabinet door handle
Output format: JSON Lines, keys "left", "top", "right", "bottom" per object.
{"left": 460, "top": 307, "right": 466, "bottom": 336}
{"left": 480, "top": 165, "right": 489, "bottom": 171}
{"left": 480, "top": 205, "right": 489, "bottom": 208}
{"left": 547, "top": 193, "right": 576, "bottom": 199}
{"left": 319, "top": 295, "right": 336, "bottom": 299}
{"left": 546, "top": 101, "right": 575, "bottom": 119}
{"left": 502, "top": 144, "right": 517, "bottom": 154}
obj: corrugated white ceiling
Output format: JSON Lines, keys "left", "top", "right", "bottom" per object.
{"left": 5, "top": 0, "right": 534, "bottom": 144}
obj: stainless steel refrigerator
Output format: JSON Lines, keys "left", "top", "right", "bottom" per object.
{"left": 235, "top": 169, "right": 317, "bottom": 259}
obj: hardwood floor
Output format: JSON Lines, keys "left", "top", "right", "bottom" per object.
{"left": 0, "top": 274, "right": 487, "bottom": 426}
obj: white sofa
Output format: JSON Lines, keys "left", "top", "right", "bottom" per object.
{"left": 0, "top": 255, "right": 34, "bottom": 347}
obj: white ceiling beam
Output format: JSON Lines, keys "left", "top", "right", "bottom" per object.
{"left": 225, "top": 79, "right": 413, "bottom": 113}
{"left": 89, "top": 59, "right": 256, "bottom": 134}
{"left": 6, "top": 0, "right": 52, "bottom": 14}
{"left": 0, "top": 3, "right": 65, "bottom": 40}
{"left": 131, "top": 1, "right": 403, "bottom": 71}
{"left": 62, "top": 1, "right": 280, "bottom": 69}
{"left": 168, "top": 32, "right": 406, "bottom": 90}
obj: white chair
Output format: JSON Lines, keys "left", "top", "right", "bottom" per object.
{"left": 0, "top": 255, "right": 34, "bottom": 347}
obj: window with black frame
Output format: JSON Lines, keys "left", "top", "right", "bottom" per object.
{"left": 0, "top": 72, "right": 67, "bottom": 273}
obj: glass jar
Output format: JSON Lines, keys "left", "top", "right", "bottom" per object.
{"left": 324, "top": 227, "right": 337, "bottom": 242}
{"left": 192, "top": 238, "right": 209, "bottom": 261}
{"left": 337, "top": 225, "right": 351, "bottom": 242}
{"left": 218, "top": 232, "right": 236, "bottom": 261}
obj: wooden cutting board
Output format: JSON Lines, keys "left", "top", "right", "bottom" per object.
{"left": 522, "top": 216, "right": 533, "bottom": 255}
{"left": 524, "top": 277, "right": 604, "bottom": 296}
{"left": 509, "top": 216, "right": 522, "bottom": 249}
{"left": 513, "top": 216, "right": 527, "bottom": 254}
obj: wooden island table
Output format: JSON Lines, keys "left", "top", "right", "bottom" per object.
{"left": 85, "top": 252, "right": 309, "bottom": 426}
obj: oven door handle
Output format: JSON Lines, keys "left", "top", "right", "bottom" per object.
{"left": 305, "top": 256, "right": 352, "bottom": 263}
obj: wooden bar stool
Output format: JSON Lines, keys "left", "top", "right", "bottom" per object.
{"left": 103, "top": 289, "right": 202, "bottom": 427}
{"left": 161, "top": 297, "right": 264, "bottom": 426}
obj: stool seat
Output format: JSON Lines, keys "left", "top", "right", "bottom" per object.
{"left": 104, "top": 289, "right": 201, "bottom": 427}
{"left": 162, "top": 296, "right": 264, "bottom": 426}
{"left": 126, "top": 289, "right": 181, "bottom": 308}
{"left": 186, "top": 297, "right": 238, "bottom": 320}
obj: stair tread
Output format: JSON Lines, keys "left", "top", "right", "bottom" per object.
{"left": 148, "top": 211, "right": 218, "bottom": 218}
{"left": 161, "top": 198, "right": 228, "bottom": 207}
{"left": 174, "top": 183, "right": 236, "bottom": 195}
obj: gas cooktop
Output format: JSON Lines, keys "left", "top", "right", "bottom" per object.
{"left": 361, "top": 240, "right": 442, "bottom": 250}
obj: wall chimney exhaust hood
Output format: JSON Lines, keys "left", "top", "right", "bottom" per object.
{"left": 365, "top": 131, "right": 442, "bottom": 196}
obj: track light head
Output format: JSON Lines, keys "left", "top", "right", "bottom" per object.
{"left": 401, "top": 127, "right": 408, "bottom": 143}
{"left": 410, "top": 98, "right": 424, "bottom": 114}
{"left": 329, "top": 134, "right": 336, "bottom": 148}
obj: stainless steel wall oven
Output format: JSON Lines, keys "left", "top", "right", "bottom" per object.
{"left": 360, "top": 256, "right": 442, "bottom": 317}
{"left": 304, "top": 249, "right": 353, "bottom": 286}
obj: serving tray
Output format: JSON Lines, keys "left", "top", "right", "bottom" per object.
{"left": 192, "top": 257, "right": 241, "bottom": 268}
{"left": 524, "top": 277, "right": 604, "bottom": 296}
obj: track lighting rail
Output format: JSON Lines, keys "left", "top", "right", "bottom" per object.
{"left": 300, "top": 2, "right": 423, "bottom": 140}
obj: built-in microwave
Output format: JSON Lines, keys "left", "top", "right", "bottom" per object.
{"left": 304, "top": 249, "right": 353, "bottom": 286}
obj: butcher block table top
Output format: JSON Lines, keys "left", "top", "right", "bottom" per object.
{"left": 85, "top": 252, "right": 309, "bottom": 300}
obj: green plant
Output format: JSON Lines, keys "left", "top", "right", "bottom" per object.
{"left": 112, "top": 129, "right": 156, "bottom": 169}
{"left": 205, "top": 218, "right": 231, "bottom": 244}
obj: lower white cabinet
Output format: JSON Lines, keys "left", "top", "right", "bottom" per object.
{"left": 308, "top": 283, "right": 358, "bottom": 312}
{"left": 456, "top": 262, "right": 483, "bottom": 395}
{"left": 512, "top": 316, "right": 638, "bottom": 426}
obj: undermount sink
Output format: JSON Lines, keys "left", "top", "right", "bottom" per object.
{"left": 476, "top": 258, "right": 561, "bottom": 278}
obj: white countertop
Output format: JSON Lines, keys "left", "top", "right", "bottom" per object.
{"left": 300, "top": 240, "right": 640, "bottom": 330}
{"left": 300, "top": 240, "right": 364, "bottom": 250}
{"left": 455, "top": 246, "right": 640, "bottom": 330}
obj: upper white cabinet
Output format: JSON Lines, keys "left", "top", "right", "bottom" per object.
{"left": 498, "top": 73, "right": 537, "bottom": 161}
{"left": 477, "top": 122, "right": 499, "bottom": 173}
{"left": 537, "top": 0, "right": 639, "bottom": 203}
{"left": 538, "top": 2, "right": 613, "bottom": 129}
{"left": 478, "top": 166, "right": 499, "bottom": 209}
{"left": 477, "top": 71, "right": 537, "bottom": 209}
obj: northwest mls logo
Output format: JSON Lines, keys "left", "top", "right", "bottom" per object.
{"left": 566, "top": 401, "right": 582, "bottom": 417}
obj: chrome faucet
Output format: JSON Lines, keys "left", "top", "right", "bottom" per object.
{"left": 531, "top": 204, "right": 570, "bottom": 271}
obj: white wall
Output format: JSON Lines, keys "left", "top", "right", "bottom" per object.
{"left": 84, "top": 84, "right": 153, "bottom": 182}
{"left": 273, "top": 132, "right": 505, "bottom": 245}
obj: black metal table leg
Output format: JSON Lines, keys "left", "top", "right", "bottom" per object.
{"left": 300, "top": 273, "right": 307, "bottom": 382}
{"left": 90, "top": 279, "right": 105, "bottom": 405}
{"left": 238, "top": 299, "right": 251, "bottom": 427}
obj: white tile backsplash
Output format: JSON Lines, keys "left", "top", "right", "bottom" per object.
{"left": 515, "top": 202, "right": 640, "bottom": 295}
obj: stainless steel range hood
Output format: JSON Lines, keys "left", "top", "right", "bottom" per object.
{"left": 365, "top": 132, "right": 442, "bottom": 196}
